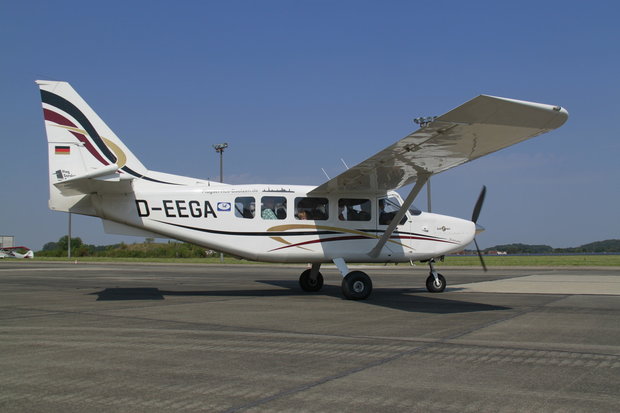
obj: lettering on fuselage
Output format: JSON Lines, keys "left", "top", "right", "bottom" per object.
{"left": 135, "top": 199, "right": 218, "bottom": 218}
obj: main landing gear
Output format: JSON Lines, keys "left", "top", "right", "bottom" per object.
{"left": 341, "top": 271, "right": 373, "bottom": 300}
{"left": 298, "top": 259, "right": 373, "bottom": 300}
{"left": 299, "top": 264, "right": 324, "bottom": 292}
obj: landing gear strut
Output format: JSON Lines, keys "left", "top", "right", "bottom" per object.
{"left": 425, "top": 258, "right": 446, "bottom": 293}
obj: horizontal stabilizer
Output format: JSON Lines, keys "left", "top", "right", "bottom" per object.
{"left": 54, "top": 165, "right": 134, "bottom": 196}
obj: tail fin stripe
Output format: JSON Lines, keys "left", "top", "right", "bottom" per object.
{"left": 41, "top": 90, "right": 118, "bottom": 165}
{"left": 40, "top": 82, "right": 182, "bottom": 187}
{"left": 120, "top": 165, "right": 181, "bottom": 185}
{"left": 44, "top": 108, "right": 110, "bottom": 166}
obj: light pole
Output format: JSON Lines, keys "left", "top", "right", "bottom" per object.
{"left": 213, "top": 143, "right": 228, "bottom": 263}
{"left": 68, "top": 212, "right": 72, "bottom": 259}
{"left": 212, "top": 143, "right": 228, "bottom": 182}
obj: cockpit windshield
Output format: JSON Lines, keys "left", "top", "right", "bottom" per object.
{"left": 386, "top": 195, "right": 422, "bottom": 215}
{"left": 379, "top": 195, "right": 418, "bottom": 225}
{"left": 378, "top": 195, "right": 422, "bottom": 225}
{"left": 409, "top": 204, "right": 422, "bottom": 216}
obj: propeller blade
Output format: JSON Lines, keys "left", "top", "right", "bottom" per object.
{"left": 471, "top": 185, "right": 487, "bottom": 223}
{"left": 473, "top": 238, "right": 488, "bottom": 272}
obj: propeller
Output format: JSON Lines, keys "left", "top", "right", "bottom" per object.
{"left": 471, "top": 186, "right": 487, "bottom": 272}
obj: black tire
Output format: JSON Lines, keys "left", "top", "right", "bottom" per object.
{"left": 299, "top": 269, "right": 324, "bottom": 292}
{"left": 426, "top": 273, "right": 446, "bottom": 293}
{"left": 341, "top": 271, "right": 373, "bottom": 300}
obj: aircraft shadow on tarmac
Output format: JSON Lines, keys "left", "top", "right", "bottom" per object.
{"left": 91, "top": 280, "right": 509, "bottom": 314}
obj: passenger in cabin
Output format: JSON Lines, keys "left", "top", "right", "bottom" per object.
{"left": 379, "top": 199, "right": 392, "bottom": 225}
{"left": 261, "top": 198, "right": 278, "bottom": 220}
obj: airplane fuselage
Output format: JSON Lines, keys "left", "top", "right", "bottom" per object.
{"left": 95, "top": 183, "right": 475, "bottom": 263}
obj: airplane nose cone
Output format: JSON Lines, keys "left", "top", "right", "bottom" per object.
{"left": 475, "top": 223, "right": 485, "bottom": 235}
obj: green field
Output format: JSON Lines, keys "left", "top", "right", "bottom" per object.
{"left": 441, "top": 254, "right": 620, "bottom": 267}
{"left": 25, "top": 254, "right": 620, "bottom": 267}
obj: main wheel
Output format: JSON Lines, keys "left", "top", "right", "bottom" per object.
{"left": 341, "top": 271, "right": 373, "bottom": 300}
{"left": 299, "top": 269, "right": 324, "bottom": 292}
{"left": 426, "top": 273, "right": 446, "bottom": 293}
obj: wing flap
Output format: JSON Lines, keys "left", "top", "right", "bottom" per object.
{"left": 311, "top": 95, "right": 568, "bottom": 195}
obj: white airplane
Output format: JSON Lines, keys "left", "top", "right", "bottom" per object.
{"left": 35, "top": 80, "right": 568, "bottom": 299}
{"left": 0, "top": 247, "right": 34, "bottom": 259}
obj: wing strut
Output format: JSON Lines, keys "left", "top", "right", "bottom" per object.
{"left": 368, "top": 174, "right": 430, "bottom": 258}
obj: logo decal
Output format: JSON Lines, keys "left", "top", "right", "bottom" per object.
{"left": 217, "top": 202, "right": 231, "bottom": 212}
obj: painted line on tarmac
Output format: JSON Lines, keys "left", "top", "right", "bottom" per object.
{"left": 450, "top": 274, "right": 620, "bottom": 295}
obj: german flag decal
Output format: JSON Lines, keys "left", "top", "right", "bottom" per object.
{"left": 55, "top": 146, "right": 70, "bottom": 155}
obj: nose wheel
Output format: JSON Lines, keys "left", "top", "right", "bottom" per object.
{"left": 426, "top": 272, "right": 446, "bottom": 292}
{"left": 426, "top": 258, "right": 446, "bottom": 293}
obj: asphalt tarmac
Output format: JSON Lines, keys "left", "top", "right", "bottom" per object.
{"left": 1, "top": 261, "right": 619, "bottom": 412}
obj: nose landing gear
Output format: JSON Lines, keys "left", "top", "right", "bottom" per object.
{"left": 425, "top": 258, "right": 446, "bottom": 293}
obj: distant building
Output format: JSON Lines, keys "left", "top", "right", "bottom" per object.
{"left": 1, "top": 235, "right": 14, "bottom": 248}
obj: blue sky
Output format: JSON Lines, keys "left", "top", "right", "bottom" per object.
{"left": 1, "top": 0, "right": 618, "bottom": 250}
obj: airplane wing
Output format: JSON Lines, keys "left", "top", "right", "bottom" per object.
{"left": 310, "top": 95, "right": 568, "bottom": 195}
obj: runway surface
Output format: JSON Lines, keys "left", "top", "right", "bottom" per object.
{"left": 1, "top": 261, "right": 619, "bottom": 412}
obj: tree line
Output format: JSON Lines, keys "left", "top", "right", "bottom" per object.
{"left": 38, "top": 236, "right": 214, "bottom": 258}
{"left": 484, "top": 239, "right": 620, "bottom": 254}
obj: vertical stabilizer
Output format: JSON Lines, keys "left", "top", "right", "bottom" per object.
{"left": 36, "top": 80, "right": 147, "bottom": 212}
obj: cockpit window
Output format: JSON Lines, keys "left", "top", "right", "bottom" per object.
{"left": 378, "top": 196, "right": 410, "bottom": 225}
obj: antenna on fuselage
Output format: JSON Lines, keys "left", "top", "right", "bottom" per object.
{"left": 321, "top": 168, "right": 331, "bottom": 180}
{"left": 413, "top": 116, "right": 437, "bottom": 128}
{"left": 341, "top": 158, "right": 350, "bottom": 170}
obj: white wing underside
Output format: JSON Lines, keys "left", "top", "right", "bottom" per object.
{"left": 311, "top": 95, "right": 568, "bottom": 195}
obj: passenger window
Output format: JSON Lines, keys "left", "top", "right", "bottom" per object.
{"left": 235, "top": 197, "right": 255, "bottom": 219}
{"left": 261, "top": 196, "right": 287, "bottom": 220}
{"left": 378, "top": 197, "right": 407, "bottom": 225}
{"left": 295, "top": 197, "right": 329, "bottom": 220}
{"left": 338, "top": 199, "right": 371, "bottom": 221}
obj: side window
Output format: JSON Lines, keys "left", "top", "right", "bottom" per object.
{"left": 295, "top": 197, "right": 329, "bottom": 220}
{"left": 261, "top": 196, "right": 287, "bottom": 220}
{"left": 235, "top": 197, "right": 255, "bottom": 219}
{"left": 378, "top": 197, "right": 407, "bottom": 225}
{"left": 338, "top": 199, "right": 371, "bottom": 221}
